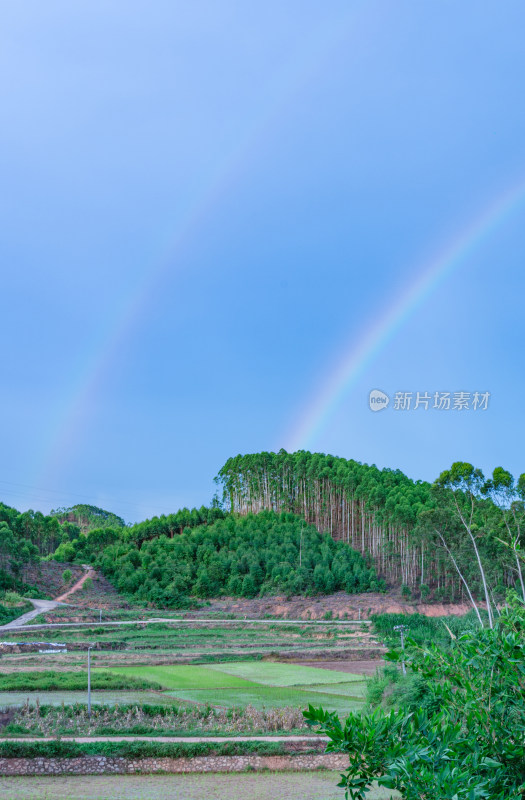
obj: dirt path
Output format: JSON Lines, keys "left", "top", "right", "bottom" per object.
{"left": 0, "top": 568, "right": 95, "bottom": 631}
{"left": 0, "top": 599, "right": 61, "bottom": 631}
{"left": 54, "top": 567, "right": 94, "bottom": 602}
{"left": 0, "top": 616, "right": 373, "bottom": 632}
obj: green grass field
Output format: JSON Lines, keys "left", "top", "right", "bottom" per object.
{"left": 207, "top": 661, "right": 361, "bottom": 685}
{"left": 98, "top": 661, "right": 368, "bottom": 716}
{"left": 0, "top": 659, "right": 369, "bottom": 720}
{"left": 100, "top": 664, "right": 258, "bottom": 690}
{"left": 297, "top": 681, "right": 368, "bottom": 698}
{"left": 165, "top": 686, "right": 362, "bottom": 715}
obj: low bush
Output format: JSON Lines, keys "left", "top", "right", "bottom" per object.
{"left": 366, "top": 666, "right": 435, "bottom": 713}
{"left": 0, "top": 740, "right": 305, "bottom": 759}
{"left": 0, "top": 601, "right": 32, "bottom": 625}
{"left": 2, "top": 591, "right": 23, "bottom": 605}
{"left": 371, "top": 610, "right": 483, "bottom": 648}
{"left": 0, "top": 671, "right": 163, "bottom": 692}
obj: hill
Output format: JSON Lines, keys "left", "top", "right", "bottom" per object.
{"left": 216, "top": 451, "right": 522, "bottom": 606}
{"left": 96, "top": 510, "right": 383, "bottom": 607}
{"left": 50, "top": 504, "right": 126, "bottom": 534}
{"left": 2, "top": 451, "right": 522, "bottom": 616}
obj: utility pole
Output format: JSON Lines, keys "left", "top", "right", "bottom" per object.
{"left": 394, "top": 624, "right": 408, "bottom": 676}
{"left": 87, "top": 645, "right": 93, "bottom": 718}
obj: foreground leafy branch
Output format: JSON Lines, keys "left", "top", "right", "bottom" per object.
{"left": 305, "top": 594, "right": 525, "bottom": 800}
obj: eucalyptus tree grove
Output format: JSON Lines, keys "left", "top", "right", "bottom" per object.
{"left": 217, "top": 452, "right": 522, "bottom": 602}
{"left": 428, "top": 462, "right": 525, "bottom": 625}
{"left": 0, "top": 505, "right": 40, "bottom": 589}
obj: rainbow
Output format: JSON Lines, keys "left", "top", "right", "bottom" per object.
{"left": 284, "top": 176, "right": 525, "bottom": 452}
{"left": 33, "top": 5, "right": 365, "bottom": 491}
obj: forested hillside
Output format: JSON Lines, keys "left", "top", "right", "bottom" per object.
{"left": 50, "top": 504, "right": 126, "bottom": 533}
{"left": 52, "top": 505, "right": 226, "bottom": 562}
{"left": 217, "top": 451, "right": 523, "bottom": 606}
{"left": 0, "top": 503, "right": 56, "bottom": 592}
{"left": 2, "top": 451, "right": 522, "bottom": 614}
{"left": 0, "top": 503, "right": 71, "bottom": 559}
{"left": 96, "top": 511, "right": 382, "bottom": 606}
{"left": 217, "top": 451, "right": 433, "bottom": 588}
{"left": 0, "top": 502, "right": 120, "bottom": 594}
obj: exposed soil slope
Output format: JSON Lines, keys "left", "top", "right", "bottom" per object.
{"left": 22, "top": 561, "right": 84, "bottom": 598}
{"left": 183, "top": 591, "right": 476, "bottom": 620}
{"left": 54, "top": 569, "right": 94, "bottom": 602}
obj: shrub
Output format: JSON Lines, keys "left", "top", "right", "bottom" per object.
{"left": 367, "top": 666, "right": 435, "bottom": 714}
{"left": 0, "top": 740, "right": 297, "bottom": 759}
{"left": 365, "top": 665, "right": 401, "bottom": 707}
{"left": 419, "top": 583, "right": 430, "bottom": 600}
{"left": 3, "top": 591, "right": 23, "bottom": 605}
{"left": 371, "top": 611, "right": 481, "bottom": 649}
{"left": 62, "top": 569, "right": 72, "bottom": 584}
{"left": 82, "top": 577, "right": 93, "bottom": 591}
{"left": 0, "top": 671, "right": 163, "bottom": 692}
{"left": 306, "top": 594, "right": 525, "bottom": 800}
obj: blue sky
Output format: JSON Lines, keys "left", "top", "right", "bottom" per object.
{"left": 1, "top": 1, "right": 524, "bottom": 522}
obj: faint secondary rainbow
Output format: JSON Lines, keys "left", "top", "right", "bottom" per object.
{"left": 33, "top": 4, "right": 368, "bottom": 490}
{"left": 285, "top": 176, "right": 525, "bottom": 452}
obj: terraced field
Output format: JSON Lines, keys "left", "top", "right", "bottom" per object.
{"left": 0, "top": 605, "right": 383, "bottom": 800}
{"left": 0, "top": 616, "right": 376, "bottom": 736}
{"left": 101, "top": 662, "right": 367, "bottom": 716}
{"left": 206, "top": 661, "right": 365, "bottom": 685}
{"left": 103, "top": 664, "right": 259, "bottom": 690}
{"left": 0, "top": 660, "right": 368, "bottom": 721}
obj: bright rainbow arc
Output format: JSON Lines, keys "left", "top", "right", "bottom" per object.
{"left": 285, "top": 177, "right": 525, "bottom": 452}
{"left": 33, "top": 6, "right": 366, "bottom": 491}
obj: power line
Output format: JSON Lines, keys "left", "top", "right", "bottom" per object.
{"left": 0, "top": 478, "right": 157, "bottom": 518}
